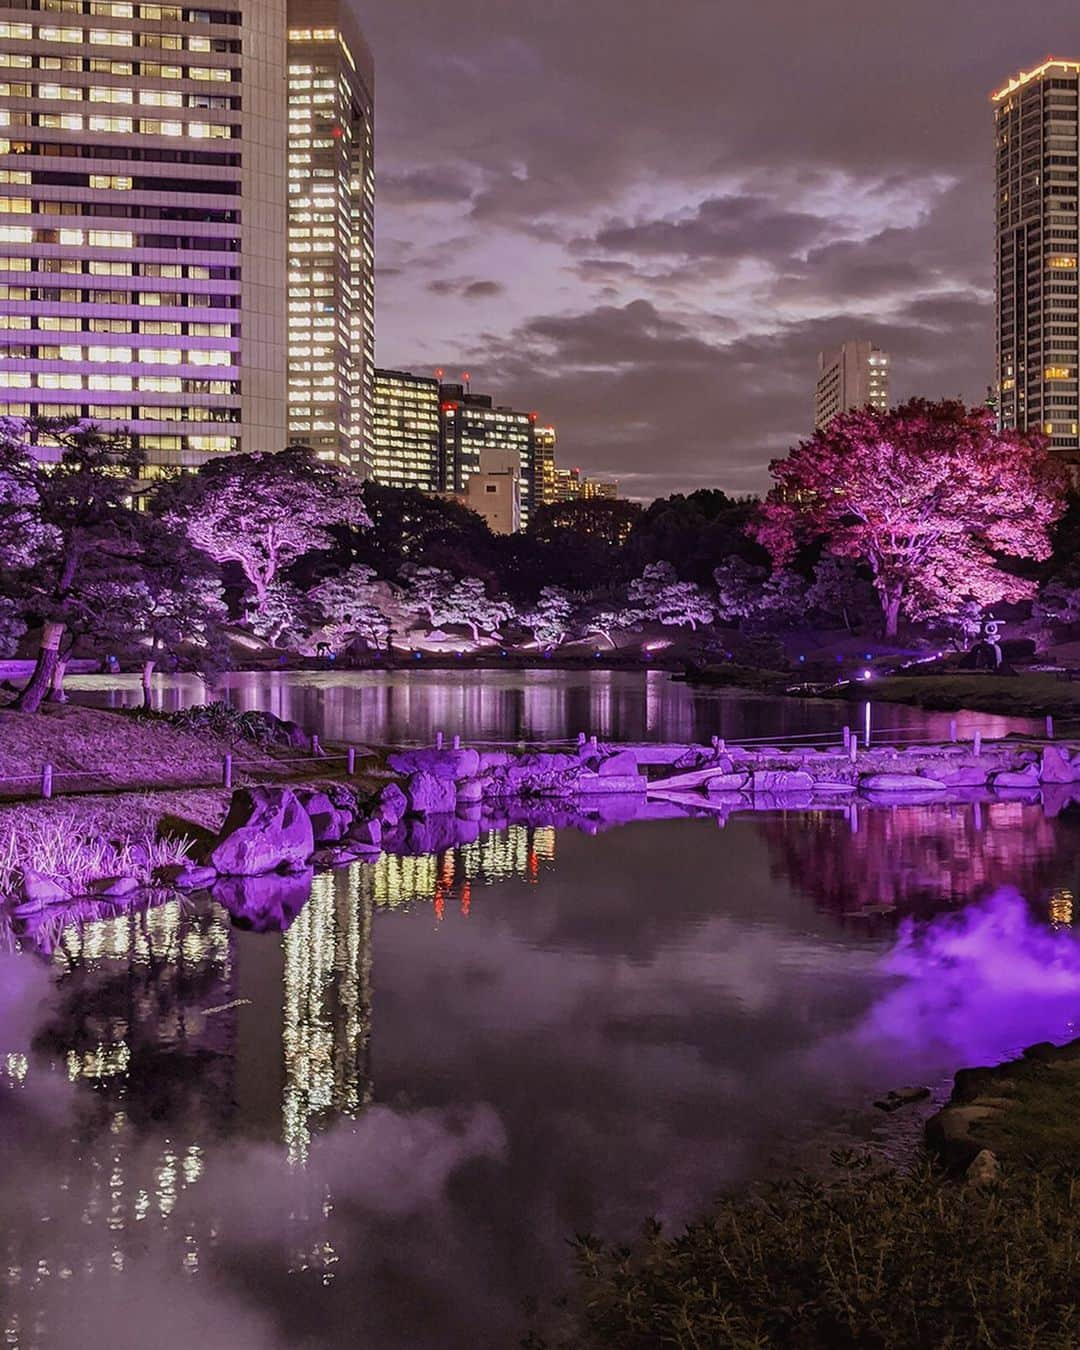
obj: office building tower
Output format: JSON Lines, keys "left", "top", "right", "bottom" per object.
{"left": 994, "top": 58, "right": 1080, "bottom": 456}
{"left": 552, "top": 465, "right": 618, "bottom": 503}
{"left": 814, "top": 340, "right": 890, "bottom": 431}
{"left": 371, "top": 367, "right": 440, "bottom": 490}
{"left": 439, "top": 381, "right": 538, "bottom": 523}
{"left": 0, "top": 0, "right": 288, "bottom": 469}
{"left": 286, "top": 0, "right": 374, "bottom": 474}
{"left": 534, "top": 423, "right": 557, "bottom": 505}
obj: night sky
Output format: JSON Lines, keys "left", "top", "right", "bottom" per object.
{"left": 367, "top": 1, "right": 1077, "bottom": 501}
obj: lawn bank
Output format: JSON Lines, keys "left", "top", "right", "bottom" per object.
{"left": 827, "top": 672, "right": 1080, "bottom": 723}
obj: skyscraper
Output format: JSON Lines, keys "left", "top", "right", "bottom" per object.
{"left": 439, "top": 381, "right": 538, "bottom": 523}
{"left": 286, "top": 0, "right": 375, "bottom": 474}
{"left": 371, "top": 367, "right": 441, "bottom": 490}
{"left": 0, "top": 0, "right": 288, "bottom": 470}
{"left": 994, "top": 58, "right": 1080, "bottom": 457}
{"left": 813, "top": 341, "right": 890, "bottom": 430}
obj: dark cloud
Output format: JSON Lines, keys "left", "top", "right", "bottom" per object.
{"left": 462, "top": 279, "right": 505, "bottom": 299}
{"left": 366, "top": 0, "right": 1073, "bottom": 495}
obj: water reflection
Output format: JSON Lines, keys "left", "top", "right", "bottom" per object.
{"left": 66, "top": 667, "right": 1042, "bottom": 746}
{"left": 2, "top": 807, "right": 1078, "bottom": 1348}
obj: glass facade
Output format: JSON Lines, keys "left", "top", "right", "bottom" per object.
{"left": 371, "top": 366, "right": 441, "bottom": 490}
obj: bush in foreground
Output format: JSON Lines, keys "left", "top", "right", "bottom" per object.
{"left": 527, "top": 1155, "right": 1079, "bottom": 1349}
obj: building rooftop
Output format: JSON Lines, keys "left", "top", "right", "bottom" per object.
{"left": 991, "top": 56, "right": 1080, "bottom": 103}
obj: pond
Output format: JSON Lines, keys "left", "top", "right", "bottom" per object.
{"left": 3, "top": 796, "right": 1080, "bottom": 1348}
{"left": 66, "top": 666, "right": 1042, "bottom": 746}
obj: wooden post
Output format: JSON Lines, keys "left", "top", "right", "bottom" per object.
{"left": 347, "top": 746, "right": 356, "bottom": 774}
{"left": 311, "top": 733, "right": 321, "bottom": 758}
{"left": 589, "top": 734, "right": 598, "bottom": 751}
{"left": 848, "top": 738, "right": 857, "bottom": 766}
{"left": 842, "top": 726, "right": 851, "bottom": 751}
{"left": 435, "top": 730, "right": 444, "bottom": 749}
{"left": 222, "top": 753, "right": 232, "bottom": 789}
{"left": 949, "top": 718, "right": 958, "bottom": 743}
{"left": 41, "top": 763, "right": 53, "bottom": 799}
{"left": 1046, "top": 714, "right": 1055, "bottom": 740}
{"left": 452, "top": 734, "right": 461, "bottom": 750}
{"left": 973, "top": 729, "right": 982, "bottom": 757}
{"left": 577, "top": 732, "right": 586, "bottom": 746}
{"left": 715, "top": 737, "right": 725, "bottom": 753}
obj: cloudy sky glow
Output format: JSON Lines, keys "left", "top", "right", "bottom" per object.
{"left": 367, "top": 1, "right": 1076, "bottom": 499}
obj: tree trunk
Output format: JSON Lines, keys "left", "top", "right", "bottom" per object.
{"left": 141, "top": 659, "right": 156, "bottom": 710}
{"left": 883, "top": 595, "right": 901, "bottom": 639}
{"left": 14, "top": 620, "right": 66, "bottom": 713}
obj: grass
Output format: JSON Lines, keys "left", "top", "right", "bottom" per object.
{"left": 0, "top": 807, "right": 194, "bottom": 897}
{"left": 528, "top": 1155, "right": 1080, "bottom": 1349}
{"left": 827, "top": 673, "right": 1080, "bottom": 722}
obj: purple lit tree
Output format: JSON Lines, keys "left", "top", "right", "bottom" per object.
{"left": 520, "top": 586, "right": 575, "bottom": 648}
{"left": 582, "top": 606, "right": 644, "bottom": 649}
{"left": 310, "top": 564, "right": 391, "bottom": 652}
{"left": 0, "top": 417, "right": 144, "bottom": 713}
{"left": 401, "top": 566, "right": 513, "bottom": 644}
{"left": 803, "top": 556, "right": 876, "bottom": 633}
{"left": 156, "top": 445, "right": 371, "bottom": 611}
{"left": 754, "top": 400, "right": 1067, "bottom": 638}
{"left": 629, "top": 561, "right": 715, "bottom": 631}
{"left": 250, "top": 580, "right": 315, "bottom": 649}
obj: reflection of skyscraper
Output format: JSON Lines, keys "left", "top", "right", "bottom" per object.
{"left": 282, "top": 869, "right": 374, "bottom": 1161}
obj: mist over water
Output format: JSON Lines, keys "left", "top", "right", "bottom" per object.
{"left": 1, "top": 797, "right": 1078, "bottom": 1347}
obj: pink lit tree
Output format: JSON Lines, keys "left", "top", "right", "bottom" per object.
{"left": 156, "top": 445, "right": 371, "bottom": 611}
{"left": 520, "top": 586, "right": 575, "bottom": 648}
{"left": 754, "top": 400, "right": 1067, "bottom": 638}
{"left": 401, "top": 566, "right": 513, "bottom": 644}
{"left": 310, "top": 564, "right": 391, "bottom": 652}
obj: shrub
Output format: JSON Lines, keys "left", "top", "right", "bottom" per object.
{"left": 164, "top": 702, "right": 284, "bottom": 745}
{"left": 0, "top": 816, "right": 191, "bottom": 898}
{"left": 529, "top": 1155, "right": 1080, "bottom": 1349}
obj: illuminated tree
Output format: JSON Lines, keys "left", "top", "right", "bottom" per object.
{"left": 250, "top": 581, "right": 315, "bottom": 648}
{"left": 754, "top": 401, "right": 1066, "bottom": 637}
{"left": 803, "top": 556, "right": 876, "bottom": 632}
{"left": 629, "top": 561, "right": 715, "bottom": 631}
{"left": 310, "top": 564, "right": 391, "bottom": 652}
{"left": 520, "top": 586, "right": 575, "bottom": 647}
{"left": 582, "top": 606, "right": 644, "bottom": 648}
{"left": 0, "top": 417, "right": 144, "bottom": 712}
{"left": 156, "top": 445, "right": 370, "bottom": 609}
{"left": 401, "top": 566, "right": 512, "bottom": 644}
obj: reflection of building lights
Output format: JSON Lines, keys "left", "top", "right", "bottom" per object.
{"left": 3, "top": 1052, "right": 28, "bottom": 1082}
{"left": 66, "top": 1043, "right": 131, "bottom": 1081}
{"left": 1049, "top": 888, "right": 1074, "bottom": 928}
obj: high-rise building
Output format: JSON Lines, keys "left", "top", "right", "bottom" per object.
{"left": 456, "top": 447, "right": 522, "bottom": 534}
{"left": 813, "top": 340, "right": 890, "bottom": 430}
{"left": 286, "top": 0, "right": 375, "bottom": 475}
{"left": 551, "top": 465, "right": 618, "bottom": 503}
{"left": 534, "top": 423, "right": 557, "bottom": 505}
{"left": 0, "top": 0, "right": 288, "bottom": 470}
{"left": 438, "top": 381, "right": 538, "bottom": 523}
{"left": 371, "top": 367, "right": 441, "bottom": 490}
{"left": 993, "top": 58, "right": 1080, "bottom": 457}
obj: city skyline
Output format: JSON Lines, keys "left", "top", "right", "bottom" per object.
{"left": 368, "top": 1, "right": 1080, "bottom": 499}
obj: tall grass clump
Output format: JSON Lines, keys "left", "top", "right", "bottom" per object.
{"left": 528, "top": 1154, "right": 1079, "bottom": 1350}
{"left": 0, "top": 815, "right": 192, "bottom": 898}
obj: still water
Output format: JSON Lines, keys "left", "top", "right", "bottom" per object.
{"left": 67, "top": 666, "right": 1043, "bottom": 746}
{"left": 3, "top": 797, "right": 1080, "bottom": 1348}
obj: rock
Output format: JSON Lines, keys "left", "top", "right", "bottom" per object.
{"left": 598, "top": 749, "right": 639, "bottom": 776}
{"left": 925, "top": 1102, "right": 1002, "bottom": 1171}
{"left": 811, "top": 780, "right": 857, "bottom": 794}
{"left": 936, "top": 765, "right": 989, "bottom": 787}
{"left": 374, "top": 782, "right": 407, "bottom": 827}
{"left": 323, "top": 782, "right": 359, "bottom": 812}
{"left": 294, "top": 789, "right": 348, "bottom": 844}
{"left": 859, "top": 773, "right": 948, "bottom": 792}
{"left": 1040, "top": 745, "right": 1076, "bottom": 784}
{"left": 455, "top": 777, "right": 484, "bottom": 803}
{"left": 478, "top": 749, "right": 513, "bottom": 770}
{"left": 576, "top": 773, "right": 647, "bottom": 795}
{"left": 90, "top": 875, "right": 140, "bottom": 898}
{"left": 751, "top": 770, "right": 815, "bottom": 794}
{"left": 704, "top": 773, "right": 751, "bottom": 794}
{"left": 990, "top": 764, "right": 1041, "bottom": 790}
{"left": 874, "top": 1085, "right": 931, "bottom": 1113}
{"left": 156, "top": 863, "right": 217, "bottom": 891}
{"left": 18, "top": 869, "right": 68, "bottom": 906}
{"left": 349, "top": 817, "right": 382, "bottom": 848}
{"left": 209, "top": 786, "right": 315, "bottom": 877}
{"left": 212, "top": 870, "right": 313, "bottom": 932}
{"left": 388, "top": 748, "right": 481, "bottom": 781}
{"left": 406, "top": 771, "right": 457, "bottom": 816}
{"left": 965, "top": 1148, "right": 1001, "bottom": 1186}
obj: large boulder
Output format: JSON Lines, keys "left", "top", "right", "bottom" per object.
{"left": 209, "top": 786, "right": 315, "bottom": 876}
{"left": 751, "top": 770, "right": 815, "bottom": 794}
{"left": 859, "top": 773, "right": 948, "bottom": 793}
{"left": 1040, "top": 745, "right": 1076, "bottom": 785}
{"left": 294, "top": 788, "right": 349, "bottom": 844}
{"left": 18, "top": 869, "right": 67, "bottom": 907}
{"left": 374, "top": 782, "right": 408, "bottom": 827}
{"left": 990, "top": 764, "right": 1041, "bottom": 791}
{"left": 598, "top": 749, "right": 640, "bottom": 777}
{"left": 406, "top": 771, "right": 458, "bottom": 816}
{"left": 349, "top": 817, "right": 382, "bottom": 849}
{"left": 388, "top": 748, "right": 481, "bottom": 781}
